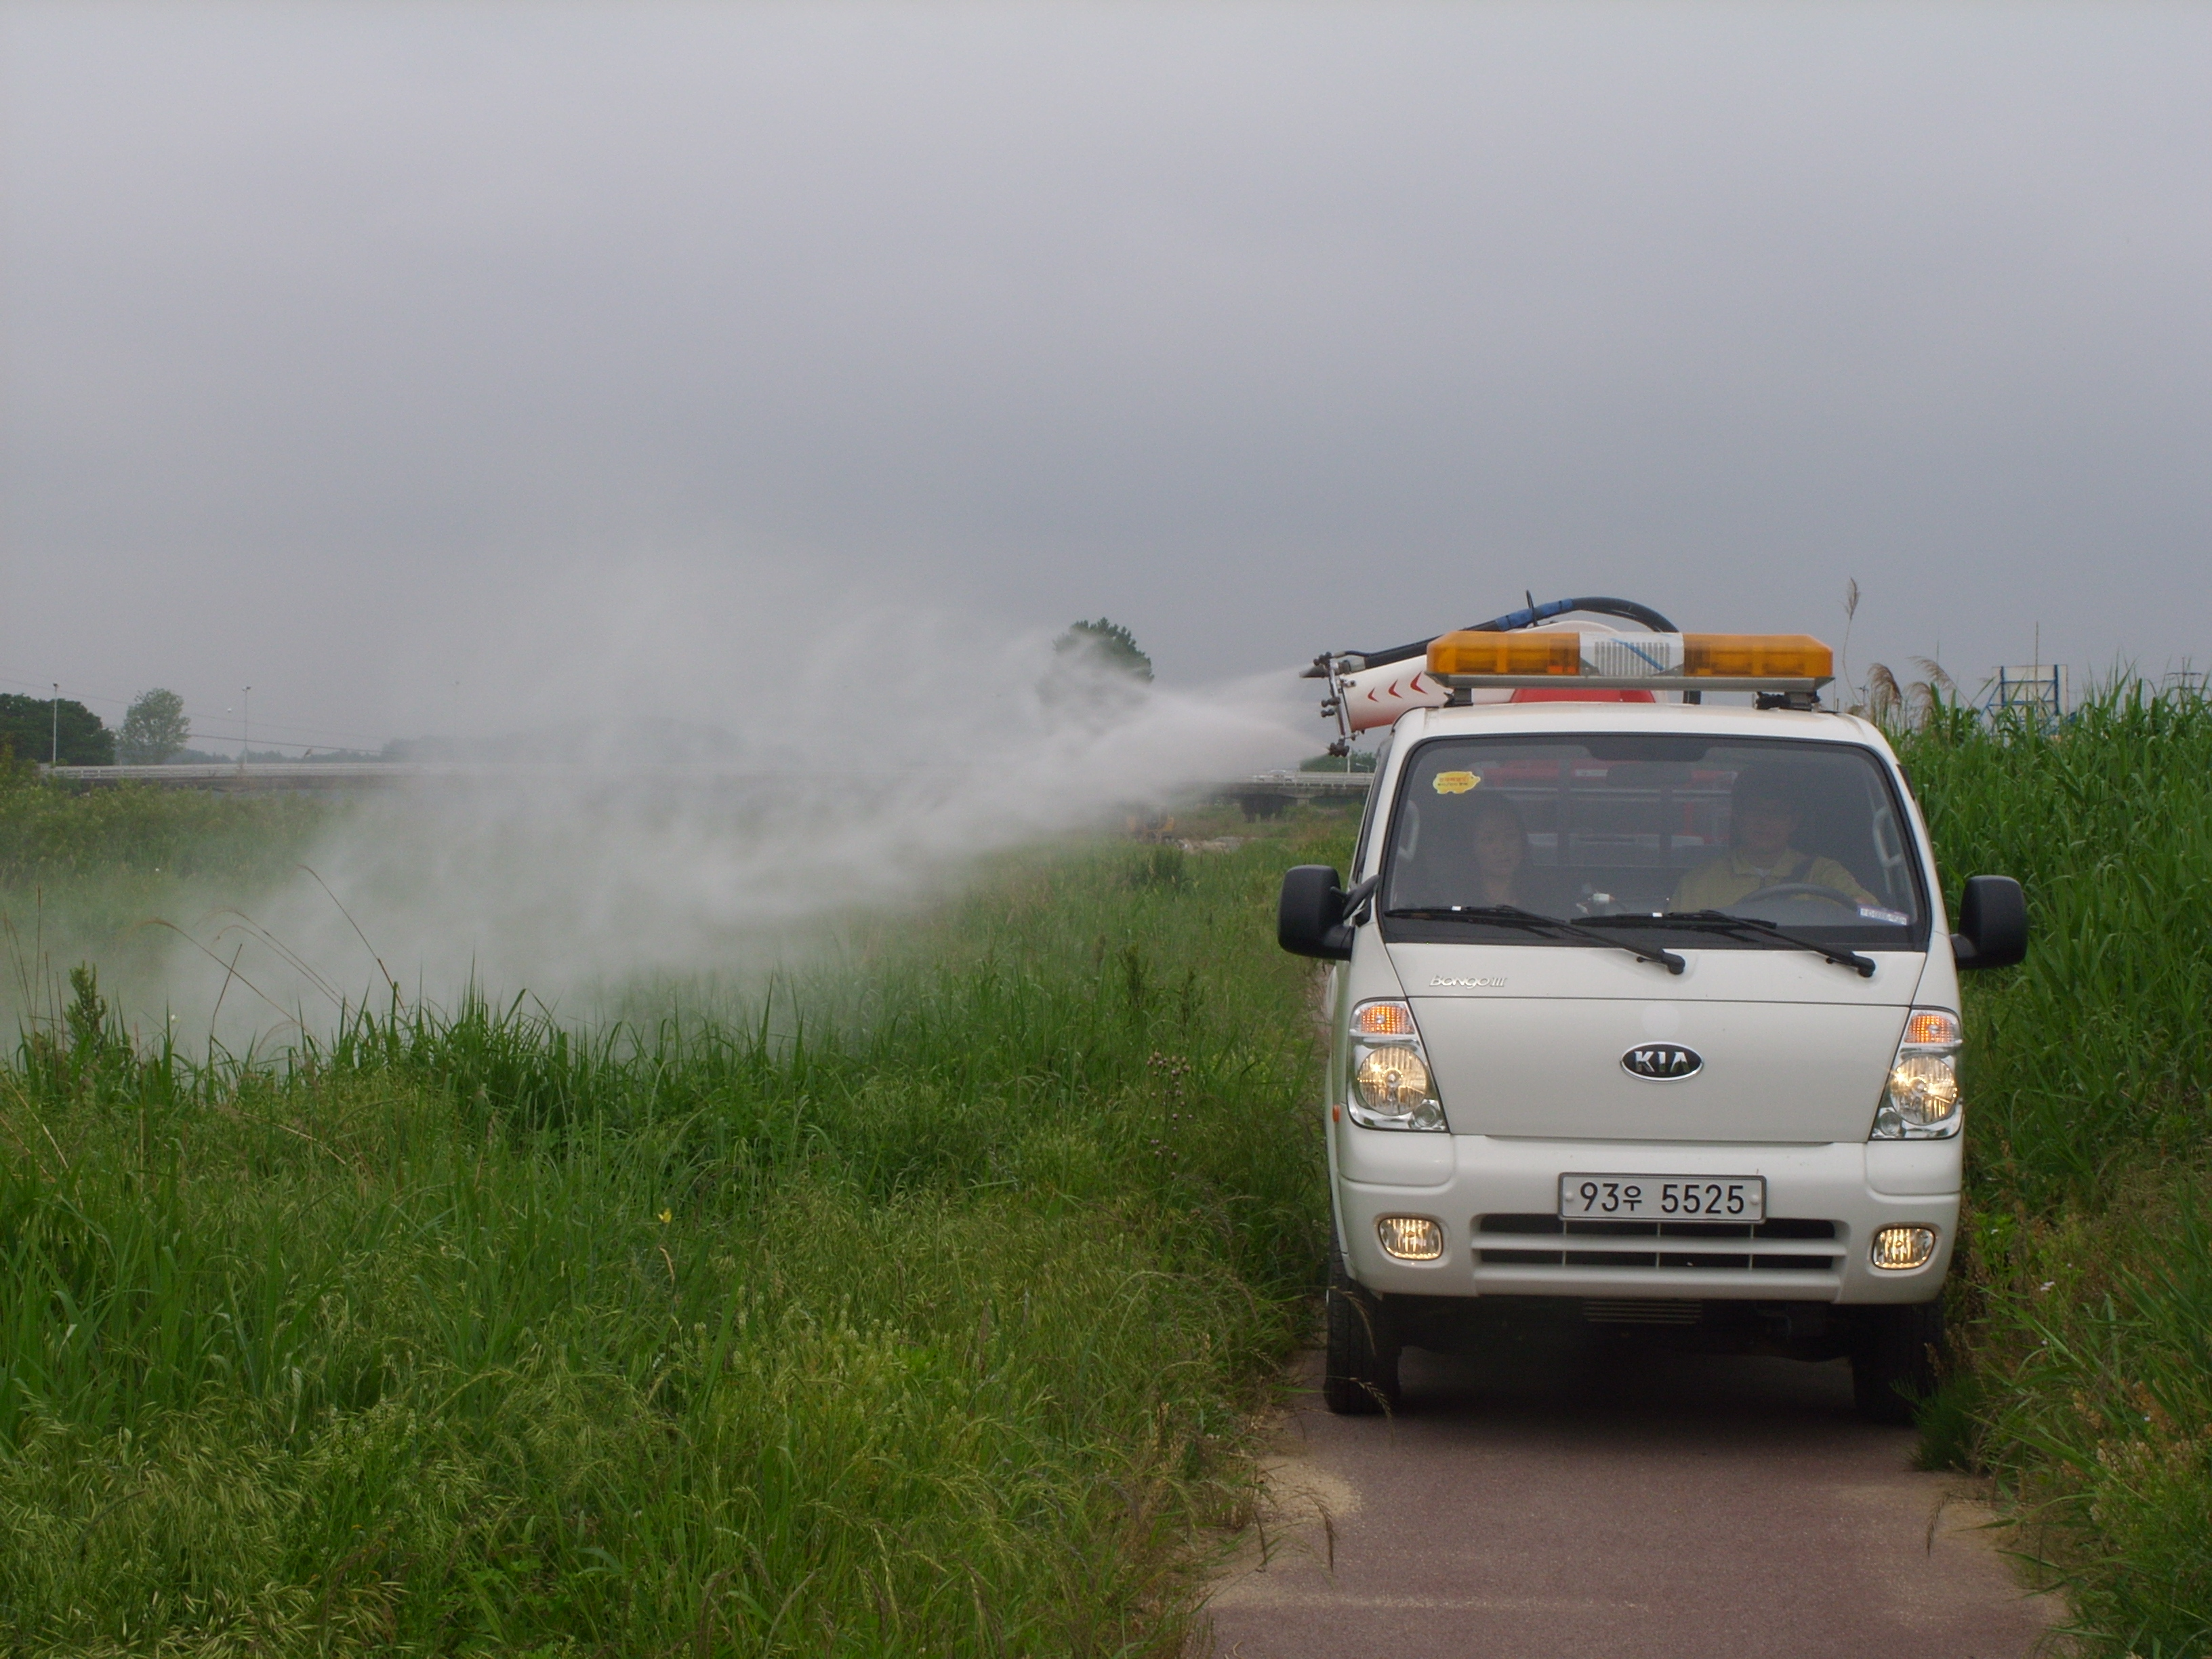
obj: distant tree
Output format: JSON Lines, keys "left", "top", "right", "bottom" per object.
{"left": 1042, "top": 619, "right": 1154, "bottom": 726}
{"left": 119, "top": 688, "right": 191, "bottom": 764}
{"left": 1053, "top": 619, "right": 1154, "bottom": 682}
{"left": 0, "top": 694, "right": 115, "bottom": 766}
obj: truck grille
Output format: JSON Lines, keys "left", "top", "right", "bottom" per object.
{"left": 1473, "top": 1214, "right": 1840, "bottom": 1273}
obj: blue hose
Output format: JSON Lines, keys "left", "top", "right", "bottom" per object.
{"left": 1343, "top": 597, "right": 1679, "bottom": 670}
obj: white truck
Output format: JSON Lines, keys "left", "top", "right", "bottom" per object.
{"left": 1278, "top": 605, "right": 2027, "bottom": 1422}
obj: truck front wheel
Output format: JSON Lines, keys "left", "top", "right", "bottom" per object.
{"left": 1851, "top": 1299, "right": 1944, "bottom": 1425}
{"left": 1323, "top": 1244, "right": 1401, "bottom": 1415}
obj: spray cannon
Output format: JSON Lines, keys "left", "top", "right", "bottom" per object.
{"left": 1304, "top": 596, "right": 1683, "bottom": 750}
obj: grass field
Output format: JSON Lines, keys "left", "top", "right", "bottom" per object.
{"left": 3, "top": 688, "right": 2211, "bottom": 1656}
{"left": 0, "top": 780, "right": 327, "bottom": 1037}
{"left": 0, "top": 794, "right": 1344, "bottom": 1657}
{"left": 1898, "top": 689, "right": 2212, "bottom": 1656}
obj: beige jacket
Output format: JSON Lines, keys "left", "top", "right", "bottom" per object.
{"left": 1671, "top": 847, "right": 1876, "bottom": 913}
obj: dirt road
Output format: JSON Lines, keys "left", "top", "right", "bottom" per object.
{"left": 1207, "top": 1340, "right": 2057, "bottom": 1659}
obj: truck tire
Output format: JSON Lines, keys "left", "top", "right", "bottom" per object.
{"left": 1323, "top": 1244, "right": 1401, "bottom": 1415}
{"left": 1851, "top": 1298, "right": 1944, "bottom": 1425}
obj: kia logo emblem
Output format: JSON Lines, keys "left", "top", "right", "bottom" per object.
{"left": 1622, "top": 1044, "right": 1703, "bottom": 1081}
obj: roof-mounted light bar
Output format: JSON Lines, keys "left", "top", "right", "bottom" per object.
{"left": 1427, "top": 632, "right": 1833, "bottom": 694}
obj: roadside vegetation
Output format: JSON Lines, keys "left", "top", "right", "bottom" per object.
{"left": 0, "top": 773, "right": 1338, "bottom": 1656}
{"left": 3, "top": 682, "right": 2210, "bottom": 1655}
{"left": 0, "top": 773, "right": 322, "bottom": 888}
{"left": 0, "top": 770, "right": 327, "bottom": 1031}
{"left": 1900, "top": 686, "right": 2212, "bottom": 1656}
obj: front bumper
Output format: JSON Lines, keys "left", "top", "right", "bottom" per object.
{"left": 1335, "top": 1133, "right": 1958, "bottom": 1305}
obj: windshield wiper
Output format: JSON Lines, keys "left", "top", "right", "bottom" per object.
{"left": 1385, "top": 905, "right": 1685, "bottom": 975}
{"left": 1588, "top": 910, "right": 1877, "bottom": 978}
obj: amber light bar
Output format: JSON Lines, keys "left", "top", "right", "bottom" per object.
{"left": 1680, "top": 634, "right": 1833, "bottom": 680}
{"left": 1426, "top": 630, "right": 1833, "bottom": 687}
{"left": 1426, "top": 632, "right": 1579, "bottom": 676}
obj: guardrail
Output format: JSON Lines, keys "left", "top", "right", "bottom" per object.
{"left": 37, "top": 762, "right": 1377, "bottom": 807}
{"left": 41, "top": 762, "right": 436, "bottom": 790}
{"left": 1212, "top": 771, "right": 1372, "bottom": 817}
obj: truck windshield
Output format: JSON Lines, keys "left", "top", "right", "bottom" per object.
{"left": 1378, "top": 734, "right": 1927, "bottom": 949}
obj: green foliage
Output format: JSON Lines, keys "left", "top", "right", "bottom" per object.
{"left": 1299, "top": 750, "right": 1376, "bottom": 772}
{"left": 1054, "top": 619, "right": 1155, "bottom": 682}
{"left": 0, "top": 830, "right": 1340, "bottom": 1655}
{"left": 117, "top": 689, "right": 190, "bottom": 764}
{"left": 1897, "top": 687, "right": 2212, "bottom": 1201}
{"left": 1961, "top": 1176, "right": 2212, "bottom": 1655}
{"left": 0, "top": 768, "right": 325, "bottom": 884}
{"left": 1895, "top": 683, "right": 2212, "bottom": 1652}
{"left": 0, "top": 693, "right": 115, "bottom": 766}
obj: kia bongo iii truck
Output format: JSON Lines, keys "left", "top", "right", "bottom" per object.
{"left": 1277, "top": 620, "right": 2028, "bottom": 1422}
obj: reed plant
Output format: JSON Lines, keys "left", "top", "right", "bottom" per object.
{"left": 1898, "top": 683, "right": 2212, "bottom": 1654}
{"left": 0, "top": 823, "right": 1343, "bottom": 1655}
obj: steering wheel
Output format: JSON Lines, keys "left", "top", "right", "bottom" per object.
{"left": 1736, "top": 881, "right": 1862, "bottom": 909}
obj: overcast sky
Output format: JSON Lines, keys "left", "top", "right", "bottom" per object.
{"left": 3, "top": 1, "right": 2207, "bottom": 755}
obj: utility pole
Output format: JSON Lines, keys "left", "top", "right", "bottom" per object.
{"left": 50, "top": 683, "right": 59, "bottom": 767}
{"left": 241, "top": 686, "right": 253, "bottom": 771}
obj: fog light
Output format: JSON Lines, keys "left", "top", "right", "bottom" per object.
{"left": 1870, "top": 1225, "right": 1938, "bottom": 1271}
{"left": 1376, "top": 1215, "right": 1445, "bottom": 1261}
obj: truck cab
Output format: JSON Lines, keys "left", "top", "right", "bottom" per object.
{"left": 1279, "top": 620, "right": 2027, "bottom": 1422}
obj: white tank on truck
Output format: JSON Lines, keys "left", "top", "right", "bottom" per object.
{"left": 1279, "top": 601, "right": 2028, "bottom": 1422}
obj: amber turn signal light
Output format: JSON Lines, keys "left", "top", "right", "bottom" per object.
{"left": 1904, "top": 1010, "right": 1961, "bottom": 1047}
{"left": 1353, "top": 1002, "right": 1418, "bottom": 1038}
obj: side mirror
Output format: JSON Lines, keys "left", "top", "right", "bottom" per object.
{"left": 1951, "top": 875, "right": 2028, "bottom": 970}
{"left": 1279, "top": 865, "right": 1355, "bottom": 960}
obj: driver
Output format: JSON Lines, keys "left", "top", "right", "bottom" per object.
{"left": 1467, "top": 792, "right": 1530, "bottom": 906}
{"left": 1671, "top": 767, "right": 1876, "bottom": 913}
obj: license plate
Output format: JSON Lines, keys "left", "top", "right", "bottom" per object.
{"left": 1558, "top": 1174, "right": 1765, "bottom": 1221}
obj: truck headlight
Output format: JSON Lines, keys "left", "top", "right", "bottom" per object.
{"left": 1355, "top": 1045, "right": 1431, "bottom": 1107}
{"left": 1871, "top": 1007, "right": 1962, "bottom": 1139}
{"left": 1347, "top": 1000, "right": 1448, "bottom": 1131}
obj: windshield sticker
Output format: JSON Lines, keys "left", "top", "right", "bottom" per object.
{"left": 1857, "top": 905, "right": 1910, "bottom": 925}
{"left": 1433, "top": 771, "right": 1478, "bottom": 795}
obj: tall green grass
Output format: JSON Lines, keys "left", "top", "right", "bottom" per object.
{"left": 1898, "top": 687, "right": 2212, "bottom": 1655}
{"left": 0, "top": 771, "right": 325, "bottom": 886}
{"left": 1904, "top": 691, "right": 2212, "bottom": 1199}
{"left": 0, "top": 771, "right": 331, "bottom": 1038}
{"left": 12, "top": 692, "right": 2212, "bottom": 1654}
{"left": 0, "top": 826, "right": 1341, "bottom": 1655}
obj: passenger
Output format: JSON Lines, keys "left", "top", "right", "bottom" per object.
{"left": 1672, "top": 768, "right": 1876, "bottom": 912}
{"left": 1468, "top": 792, "right": 1530, "bottom": 907}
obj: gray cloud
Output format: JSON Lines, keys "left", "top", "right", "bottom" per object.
{"left": 3, "top": 1, "right": 2207, "bottom": 753}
